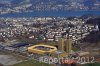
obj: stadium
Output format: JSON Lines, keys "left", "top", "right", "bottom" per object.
{"left": 28, "top": 44, "right": 57, "bottom": 54}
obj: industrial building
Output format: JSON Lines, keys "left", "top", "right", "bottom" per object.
{"left": 10, "top": 42, "right": 29, "bottom": 48}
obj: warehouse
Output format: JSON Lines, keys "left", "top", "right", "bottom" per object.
{"left": 10, "top": 42, "right": 29, "bottom": 48}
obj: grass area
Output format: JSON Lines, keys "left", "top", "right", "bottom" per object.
{"left": 12, "top": 60, "right": 55, "bottom": 66}
{"left": 84, "top": 63, "right": 100, "bottom": 66}
{"left": 17, "top": 38, "right": 37, "bottom": 44}
{"left": 72, "top": 47, "right": 80, "bottom": 52}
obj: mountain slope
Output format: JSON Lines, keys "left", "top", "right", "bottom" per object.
{"left": 0, "top": 0, "right": 99, "bottom": 15}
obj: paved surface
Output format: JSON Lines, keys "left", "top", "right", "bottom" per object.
{"left": 0, "top": 55, "right": 22, "bottom": 66}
